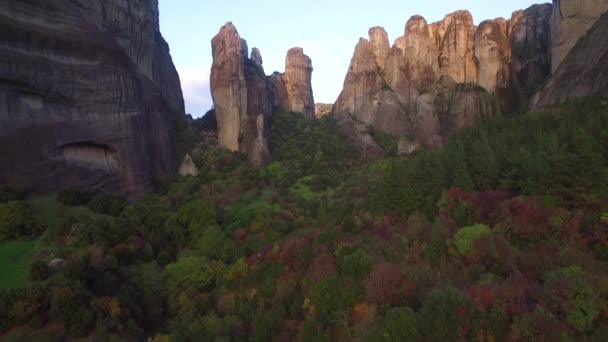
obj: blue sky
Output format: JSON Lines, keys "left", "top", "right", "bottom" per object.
{"left": 159, "top": 0, "right": 547, "bottom": 117}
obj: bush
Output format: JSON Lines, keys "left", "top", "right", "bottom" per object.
{"left": 0, "top": 201, "right": 36, "bottom": 240}
{"left": 57, "top": 188, "right": 94, "bottom": 206}
{"left": 0, "top": 185, "right": 25, "bottom": 202}
{"left": 28, "top": 260, "right": 51, "bottom": 281}
{"left": 453, "top": 224, "right": 491, "bottom": 256}
{"left": 86, "top": 193, "right": 126, "bottom": 216}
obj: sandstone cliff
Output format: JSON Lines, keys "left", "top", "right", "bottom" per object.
{"left": 0, "top": 0, "right": 184, "bottom": 195}
{"left": 535, "top": 10, "right": 608, "bottom": 107}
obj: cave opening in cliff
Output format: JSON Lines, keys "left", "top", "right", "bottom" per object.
{"left": 59, "top": 141, "right": 120, "bottom": 174}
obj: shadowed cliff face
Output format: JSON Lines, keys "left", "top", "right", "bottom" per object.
{"left": 535, "top": 10, "right": 608, "bottom": 107}
{"left": 0, "top": 0, "right": 184, "bottom": 196}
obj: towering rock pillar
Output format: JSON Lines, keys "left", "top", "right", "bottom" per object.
{"left": 270, "top": 48, "right": 316, "bottom": 118}
{"left": 210, "top": 22, "right": 271, "bottom": 166}
{"left": 283, "top": 48, "right": 315, "bottom": 118}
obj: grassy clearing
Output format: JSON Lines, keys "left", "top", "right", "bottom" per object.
{"left": 0, "top": 240, "right": 37, "bottom": 289}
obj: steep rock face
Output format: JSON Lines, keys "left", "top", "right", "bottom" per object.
{"left": 551, "top": 0, "right": 608, "bottom": 72}
{"left": 509, "top": 4, "right": 553, "bottom": 105}
{"left": 333, "top": 39, "right": 386, "bottom": 124}
{"left": 210, "top": 22, "right": 271, "bottom": 165}
{"left": 474, "top": 18, "right": 519, "bottom": 112}
{"left": 369, "top": 27, "right": 390, "bottom": 71}
{"left": 474, "top": 20, "right": 510, "bottom": 94}
{"left": 392, "top": 15, "right": 440, "bottom": 90}
{"left": 0, "top": 0, "right": 184, "bottom": 195}
{"left": 436, "top": 11, "right": 478, "bottom": 84}
{"left": 535, "top": 11, "right": 608, "bottom": 107}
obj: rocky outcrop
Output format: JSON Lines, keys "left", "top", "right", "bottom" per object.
{"left": 0, "top": 0, "right": 184, "bottom": 196}
{"left": 210, "top": 22, "right": 271, "bottom": 166}
{"left": 551, "top": 0, "right": 608, "bottom": 72}
{"left": 270, "top": 48, "right": 315, "bottom": 118}
{"left": 535, "top": 10, "right": 608, "bottom": 107}
{"left": 315, "top": 103, "right": 333, "bottom": 118}
{"left": 178, "top": 154, "right": 199, "bottom": 176}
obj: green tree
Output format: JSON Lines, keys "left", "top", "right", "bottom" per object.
{"left": 444, "top": 139, "right": 474, "bottom": 191}
{"left": 544, "top": 266, "right": 602, "bottom": 332}
{"left": 384, "top": 306, "right": 420, "bottom": 341}
{"left": 336, "top": 247, "right": 372, "bottom": 280}
{"left": 165, "top": 199, "right": 215, "bottom": 245}
{"left": 0, "top": 201, "right": 35, "bottom": 240}
{"left": 196, "top": 225, "right": 235, "bottom": 262}
{"left": 453, "top": 224, "right": 492, "bottom": 256}
{"left": 420, "top": 288, "right": 472, "bottom": 341}
{"left": 467, "top": 130, "right": 498, "bottom": 190}
{"left": 165, "top": 256, "right": 215, "bottom": 291}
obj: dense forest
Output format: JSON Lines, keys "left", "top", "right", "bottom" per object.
{"left": 1, "top": 98, "right": 608, "bottom": 341}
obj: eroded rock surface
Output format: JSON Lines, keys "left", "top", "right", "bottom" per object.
{"left": 0, "top": 0, "right": 184, "bottom": 195}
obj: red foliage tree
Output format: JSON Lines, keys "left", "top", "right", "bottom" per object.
{"left": 364, "top": 261, "right": 414, "bottom": 306}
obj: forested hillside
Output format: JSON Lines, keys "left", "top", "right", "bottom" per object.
{"left": 1, "top": 99, "right": 608, "bottom": 341}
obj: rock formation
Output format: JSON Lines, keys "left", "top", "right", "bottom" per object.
{"left": 210, "top": 23, "right": 316, "bottom": 164}
{"left": 334, "top": 10, "right": 504, "bottom": 152}
{"left": 535, "top": 10, "right": 608, "bottom": 107}
{"left": 210, "top": 22, "right": 271, "bottom": 166}
{"left": 270, "top": 48, "right": 315, "bottom": 118}
{"left": 314, "top": 104, "right": 333, "bottom": 118}
{"left": 332, "top": 4, "right": 581, "bottom": 153}
{"left": 551, "top": 0, "right": 608, "bottom": 72}
{"left": 0, "top": 0, "right": 184, "bottom": 196}
{"left": 178, "top": 154, "right": 199, "bottom": 177}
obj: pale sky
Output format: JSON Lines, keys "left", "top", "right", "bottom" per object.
{"left": 159, "top": 0, "right": 548, "bottom": 117}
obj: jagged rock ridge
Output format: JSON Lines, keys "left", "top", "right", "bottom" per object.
{"left": 333, "top": 4, "right": 583, "bottom": 152}
{"left": 0, "top": 0, "right": 184, "bottom": 195}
